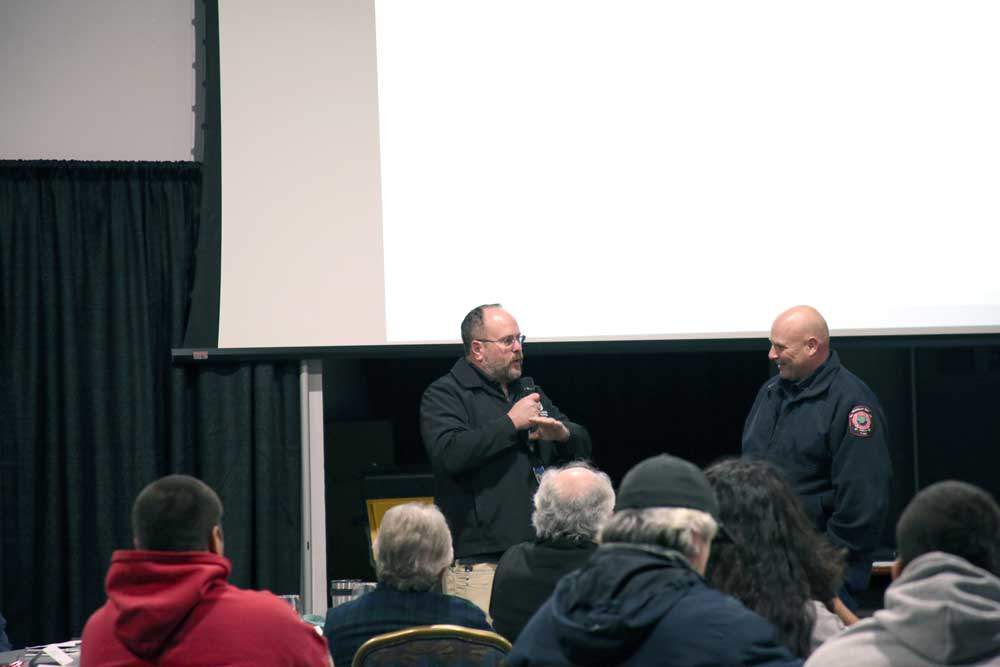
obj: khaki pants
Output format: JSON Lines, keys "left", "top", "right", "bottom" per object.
{"left": 443, "top": 561, "right": 497, "bottom": 618}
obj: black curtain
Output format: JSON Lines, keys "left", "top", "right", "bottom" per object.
{"left": 0, "top": 161, "right": 302, "bottom": 646}
{"left": 184, "top": 0, "right": 222, "bottom": 348}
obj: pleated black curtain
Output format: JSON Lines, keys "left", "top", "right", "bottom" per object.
{"left": 0, "top": 161, "right": 302, "bottom": 646}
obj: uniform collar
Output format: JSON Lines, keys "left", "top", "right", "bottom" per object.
{"left": 772, "top": 350, "right": 841, "bottom": 400}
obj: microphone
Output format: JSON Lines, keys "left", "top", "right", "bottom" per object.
{"left": 515, "top": 377, "right": 537, "bottom": 400}
{"left": 517, "top": 381, "right": 548, "bottom": 473}
{"left": 516, "top": 381, "right": 548, "bottom": 439}
{"left": 516, "top": 380, "right": 548, "bottom": 418}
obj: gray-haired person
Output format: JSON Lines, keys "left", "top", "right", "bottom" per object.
{"left": 323, "top": 503, "right": 492, "bottom": 667}
{"left": 490, "top": 463, "right": 615, "bottom": 640}
{"left": 507, "top": 454, "right": 802, "bottom": 667}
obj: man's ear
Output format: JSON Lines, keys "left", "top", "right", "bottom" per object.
{"left": 890, "top": 558, "right": 903, "bottom": 580}
{"left": 209, "top": 525, "right": 225, "bottom": 556}
{"left": 689, "top": 533, "right": 711, "bottom": 576}
{"left": 806, "top": 336, "right": 820, "bottom": 355}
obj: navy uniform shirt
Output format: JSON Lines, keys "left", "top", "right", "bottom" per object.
{"left": 742, "top": 351, "right": 892, "bottom": 569}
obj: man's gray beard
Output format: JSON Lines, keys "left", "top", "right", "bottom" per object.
{"left": 482, "top": 359, "right": 522, "bottom": 385}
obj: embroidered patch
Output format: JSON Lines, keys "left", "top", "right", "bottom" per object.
{"left": 848, "top": 406, "right": 874, "bottom": 438}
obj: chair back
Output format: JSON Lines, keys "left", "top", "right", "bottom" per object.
{"left": 352, "top": 624, "right": 512, "bottom": 667}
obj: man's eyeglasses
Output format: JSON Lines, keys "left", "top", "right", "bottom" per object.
{"left": 475, "top": 334, "right": 526, "bottom": 349}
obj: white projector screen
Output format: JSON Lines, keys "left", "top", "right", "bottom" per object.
{"left": 217, "top": 0, "right": 1000, "bottom": 348}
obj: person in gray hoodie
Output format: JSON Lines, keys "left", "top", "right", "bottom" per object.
{"left": 805, "top": 480, "right": 1000, "bottom": 667}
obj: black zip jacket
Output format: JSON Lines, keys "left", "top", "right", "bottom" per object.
{"left": 420, "top": 359, "right": 592, "bottom": 558}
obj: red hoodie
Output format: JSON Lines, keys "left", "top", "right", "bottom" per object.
{"left": 81, "top": 550, "right": 329, "bottom": 666}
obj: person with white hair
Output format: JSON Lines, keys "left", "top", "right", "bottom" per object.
{"left": 506, "top": 454, "right": 802, "bottom": 667}
{"left": 490, "top": 462, "right": 615, "bottom": 641}
{"left": 322, "top": 503, "right": 491, "bottom": 667}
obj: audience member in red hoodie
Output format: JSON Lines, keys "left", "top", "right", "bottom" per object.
{"left": 81, "top": 475, "right": 330, "bottom": 666}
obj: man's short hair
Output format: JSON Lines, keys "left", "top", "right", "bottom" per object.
{"left": 374, "top": 503, "right": 454, "bottom": 592}
{"left": 600, "top": 507, "right": 718, "bottom": 561}
{"left": 896, "top": 480, "right": 1000, "bottom": 576}
{"left": 132, "top": 475, "right": 223, "bottom": 551}
{"left": 460, "top": 303, "right": 501, "bottom": 355}
{"left": 532, "top": 463, "right": 615, "bottom": 542}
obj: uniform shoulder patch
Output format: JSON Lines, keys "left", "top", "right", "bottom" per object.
{"left": 848, "top": 405, "right": 874, "bottom": 438}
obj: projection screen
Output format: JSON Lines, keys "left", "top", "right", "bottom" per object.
{"left": 217, "top": 0, "right": 1000, "bottom": 348}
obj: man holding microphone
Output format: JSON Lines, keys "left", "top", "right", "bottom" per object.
{"left": 420, "top": 304, "right": 592, "bottom": 614}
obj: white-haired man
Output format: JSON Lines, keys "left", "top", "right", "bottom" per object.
{"left": 507, "top": 454, "right": 802, "bottom": 667}
{"left": 323, "top": 503, "right": 491, "bottom": 667}
{"left": 490, "top": 462, "right": 615, "bottom": 641}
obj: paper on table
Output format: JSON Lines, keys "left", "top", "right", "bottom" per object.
{"left": 42, "top": 644, "right": 74, "bottom": 666}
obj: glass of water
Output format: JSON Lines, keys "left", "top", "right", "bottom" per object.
{"left": 350, "top": 581, "right": 377, "bottom": 600}
{"left": 330, "top": 579, "right": 361, "bottom": 608}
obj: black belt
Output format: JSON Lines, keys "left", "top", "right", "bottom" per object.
{"left": 454, "top": 555, "right": 501, "bottom": 565}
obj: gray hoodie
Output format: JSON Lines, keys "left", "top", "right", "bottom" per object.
{"left": 805, "top": 551, "right": 1000, "bottom": 666}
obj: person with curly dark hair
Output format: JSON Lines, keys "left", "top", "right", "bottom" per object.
{"left": 705, "top": 458, "right": 857, "bottom": 658}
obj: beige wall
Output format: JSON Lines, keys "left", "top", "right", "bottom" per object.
{"left": 0, "top": 0, "right": 195, "bottom": 161}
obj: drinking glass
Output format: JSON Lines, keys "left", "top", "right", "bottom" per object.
{"left": 330, "top": 579, "right": 361, "bottom": 608}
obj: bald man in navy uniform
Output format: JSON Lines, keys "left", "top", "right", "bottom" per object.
{"left": 742, "top": 305, "right": 892, "bottom": 606}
